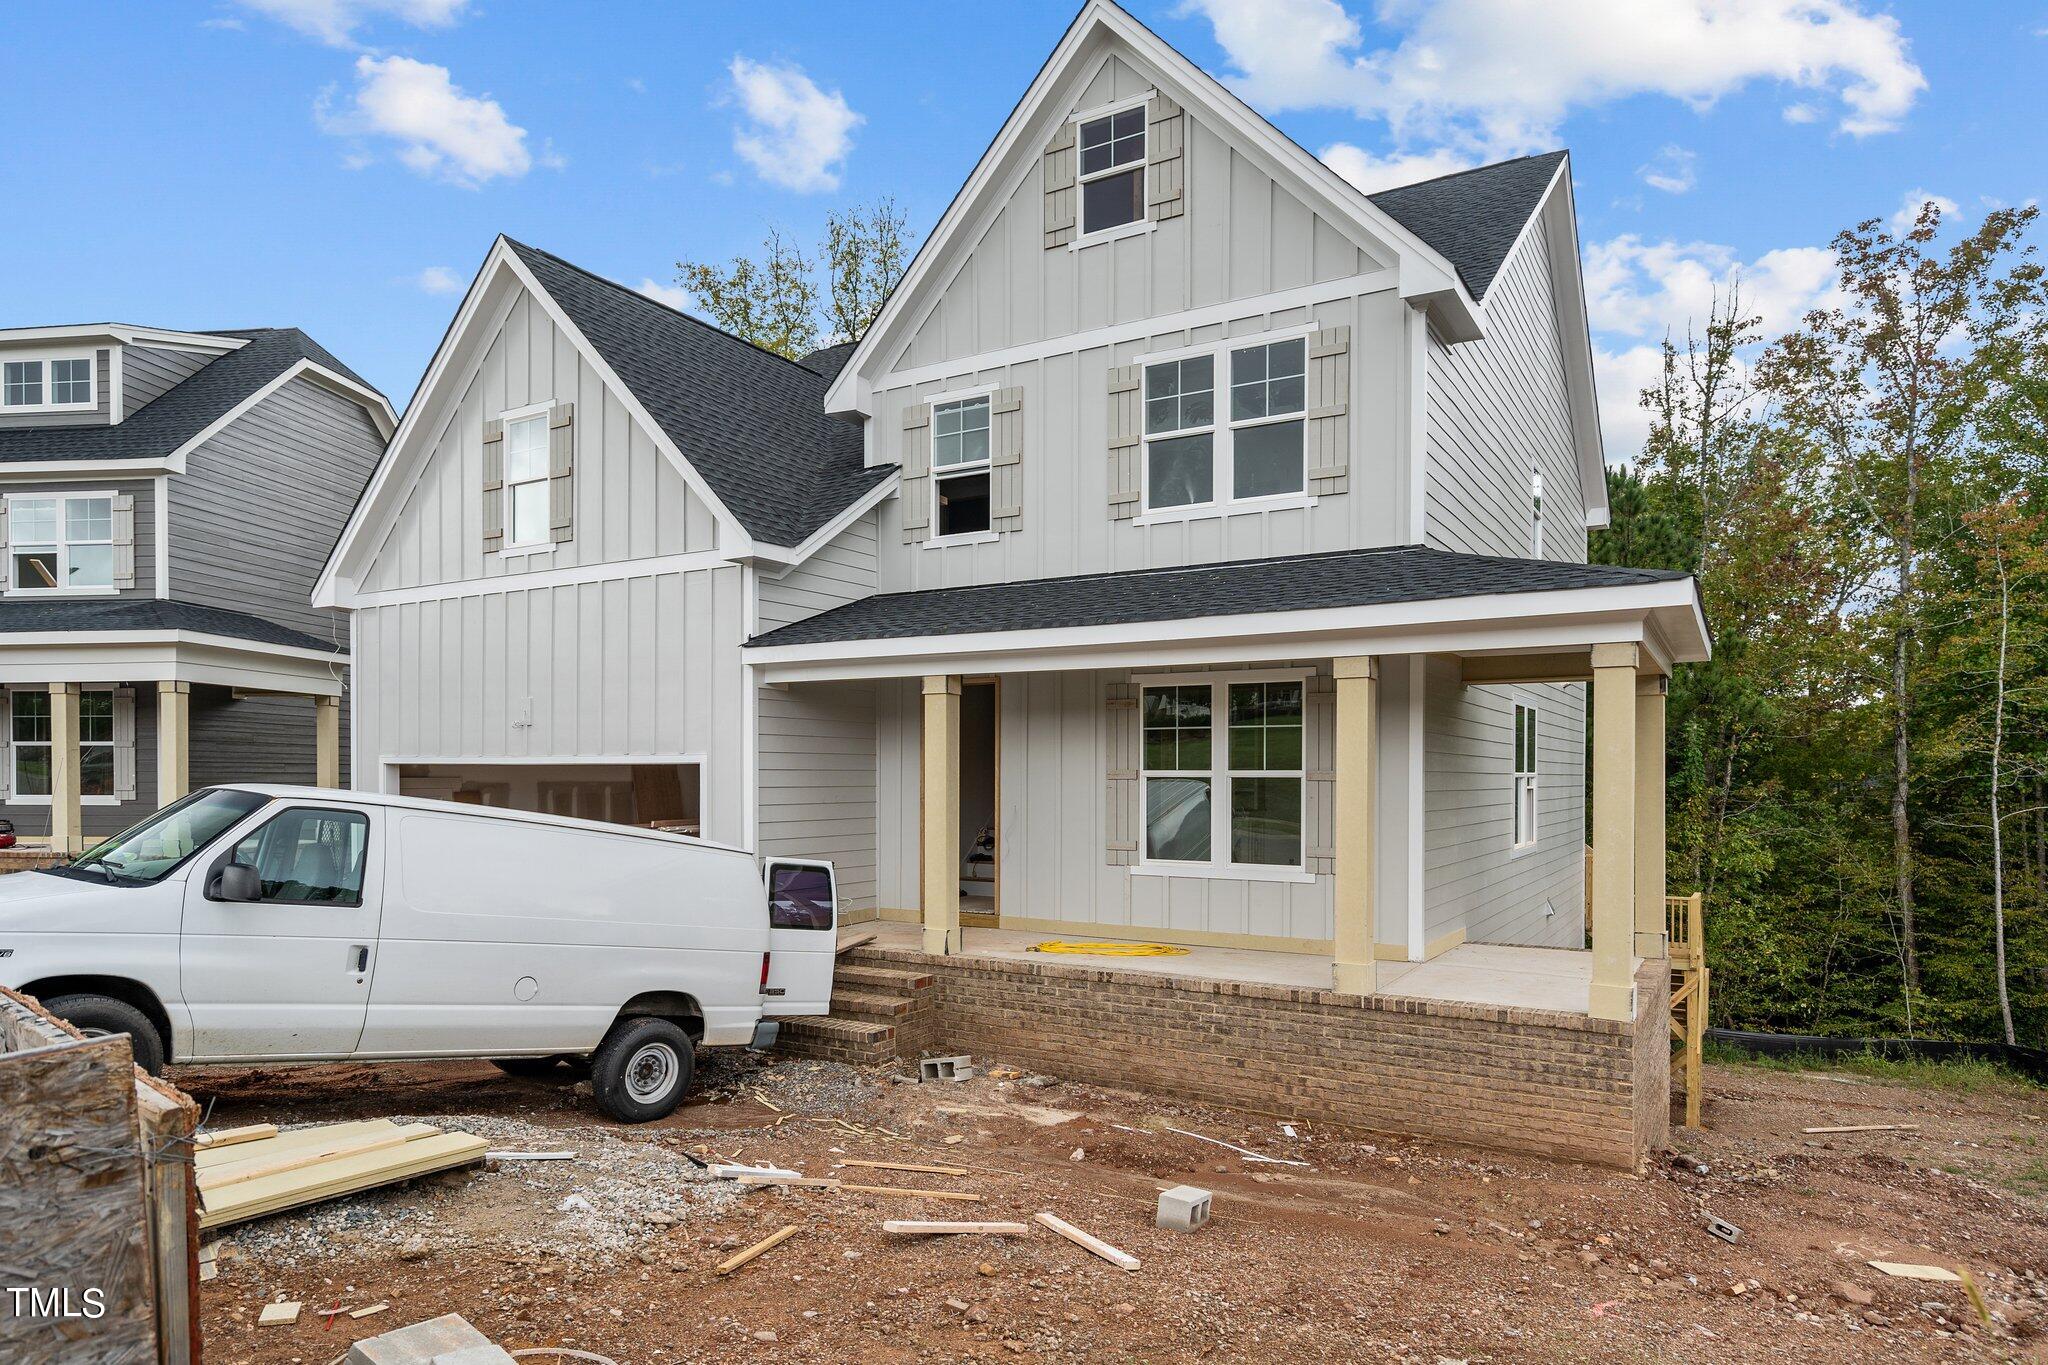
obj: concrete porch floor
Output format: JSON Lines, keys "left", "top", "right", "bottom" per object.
{"left": 848, "top": 920, "right": 1621, "bottom": 1015}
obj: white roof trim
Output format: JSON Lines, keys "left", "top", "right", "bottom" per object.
{"left": 0, "top": 324, "right": 248, "bottom": 354}
{"left": 1530, "top": 159, "right": 1610, "bottom": 529}
{"left": 162, "top": 357, "right": 396, "bottom": 474}
{"left": 744, "top": 470, "right": 901, "bottom": 571}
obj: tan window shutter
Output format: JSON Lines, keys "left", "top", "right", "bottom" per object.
{"left": 1105, "top": 681, "right": 1139, "bottom": 866}
{"left": 990, "top": 387, "right": 1024, "bottom": 532}
{"left": 1306, "top": 326, "right": 1351, "bottom": 495}
{"left": 1044, "top": 122, "right": 1077, "bottom": 249}
{"left": 111, "top": 493, "right": 136, "bottom": 589}
{"left": 1304, "top": 671, "right": 1337, "bottom": 875}
{"left": 549, "top": 402, "right": 575, "bottom": 545}
{"left": 481, "top": 416, "right": 505, "bottom": 553}
{"left": 112, "top": 686, "right": 136, "bottom": 803}
{"left": 899, "top": 400, "right": 931, "bottom": 544}
{"left": 1106, "top": 364, "right": 1142, "bottom": 520}
{"left": 1147, "top": 94, "right": 1185, "bottom": 222}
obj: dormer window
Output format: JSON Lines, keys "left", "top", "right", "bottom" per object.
{"left": 1, "top": 354, "right": 95, "bottom": 411}
{"left": 1078, "top": 105, "right": 1145, "bottom": 235}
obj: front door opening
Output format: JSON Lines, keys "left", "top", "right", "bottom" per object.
{"left": 958, "top": 680, "right": 999, "bottom": 926}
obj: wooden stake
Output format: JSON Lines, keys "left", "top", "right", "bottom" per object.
{"left": 717, "top": 1225, "right": 801, "bottom": 1275}
{"left": 839, "top": 1183, "right": 981, "bottom": 1202}
{"left": 837, "top": 1159, "right": 973, "bottom": 1177}
{"left": 883, "top": 1220, "right": 1029, "bottom": 1236}
{"left": 735, "top": 1175, "right": 843, "bottom": 1189}
{"left": 1034, "top": 1211, "right": 1139, "bottom": 1271}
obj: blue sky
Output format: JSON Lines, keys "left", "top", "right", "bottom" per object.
{"left": 2, "top": 1, "right": 2041, "bottom": 458}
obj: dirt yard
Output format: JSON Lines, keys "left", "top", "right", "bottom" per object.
{"left": 179, "top": 1050, "right": 2048, "bottom": 1363}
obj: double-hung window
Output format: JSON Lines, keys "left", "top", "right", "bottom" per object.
{"left": 1077, "top": 104, "right": 1146, "bottom": 236}
{"left": 503, "top": 411, "right": 551, "bottom": 550}
{"left": 1143, "top": 336, "right": 1307, "bottom": 514}
{"left": 12, "top": 689, "right": 115, "bottom": 801}
{"left": 1141, "top": 675, "right": 1305, "bottom": 873}
{"left": 9, "top": 493, "right": 114, "bottom": 593}
{"left": 1512, "top": 703, "right": 1538, "bottom": 847}
{"left": 1, "top": 355, "right": 94, "bottom": 411}
{"left": 931, "top": 395, "right": 992, "bottom": 539}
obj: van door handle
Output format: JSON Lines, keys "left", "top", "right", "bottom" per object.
{"left": 349, "top": 945, "right": 369, "bottom": 974}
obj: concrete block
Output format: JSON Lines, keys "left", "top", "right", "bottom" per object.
{"left": 1157, "top": 1185, "right": 1212, "bottom": 1232}
{"left": 346, "top": 1314, "right": 516, "bottom": 1365}
{"left": 919, "top": 1055, "right": 974, "bottom": 1082}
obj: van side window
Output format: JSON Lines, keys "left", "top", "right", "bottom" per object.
{"left": 229, "top": 808, "right": 370, "bottom": 906}
{"left": 767, "top": 864, "right": 834, "bottom": 930}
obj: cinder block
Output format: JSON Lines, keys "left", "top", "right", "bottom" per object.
{"left": 346, "top": 1314, "right": 516, "bottom": 1365}
{"left": 919, "top": 1055, "right": 974, "bottom": 1082}
{"left": 1157, "top": 1185, "right": 1212, "bottom": 1232}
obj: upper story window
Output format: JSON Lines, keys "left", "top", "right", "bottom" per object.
{"left": 1143, "top": 336, "right": 1307, "bottom": 514}
{"left": 1513, "top": 703, "right": 1539, "bottom": 847}
{"left": 931, "top": 395, "right": 992, "bottom": 539}
{"left": 503, "top": 412, "right": 551, "bottom": 549}
{"left": 1078, "top": 105, "right": 1145, "bottom": 236}
{"left": 9, "top": 493, "right": 114, "bottom": 593}
{"left": 1, "top": 354, "right": 95, "bottom": 412}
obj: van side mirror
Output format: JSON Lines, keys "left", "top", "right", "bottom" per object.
{"left": 218, "top": 862, "right": 262, "bottom": 902}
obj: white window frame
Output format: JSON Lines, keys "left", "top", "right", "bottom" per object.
{"left": 926, "top": 389, "right": 997, "bottom": 545}
{"left": 0, "top": 349, "right": 97, "bottom": 414}
{"left": 1071, "top": 93, "right": 1152, "bottom": 248}
{"left": 1135, "top": 326, "right": 1317, "bottom": 524}
{"left": 1135, "top": 667, "right": 1313, "bottom": 885}
{"left": 4, "top": 490, "right": 119, "bottom": 597}
{"left": 498, "top": 401, "right": 553, "bottom": 556}
{"left": 8, "top": 686, "right": 121, "bottom": 806}
{"left": 1512, "top": 702, "right": 1539, "bottom": 850}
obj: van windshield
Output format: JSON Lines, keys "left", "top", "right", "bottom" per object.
{"left": 62, "top": 788, "right": 269, "bottom": 885}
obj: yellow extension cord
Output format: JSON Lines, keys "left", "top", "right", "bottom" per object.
{"left": 1028, "top": 940, "right": 1189, "bottom": 957}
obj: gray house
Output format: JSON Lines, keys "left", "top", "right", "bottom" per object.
{"left": 322, "top": 0, "right": 1705, "bottom": 1160}
{"left": 0, "top": 323, "right": 393, "bottom": 849}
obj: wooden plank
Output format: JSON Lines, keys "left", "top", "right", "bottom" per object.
{"left": 199, "top": 1124, "right": 440, "bottom": 1192}
{"left": 717, "top": 1225, "right": 801, "bottom": 1275}
{"left": 193, "top": 1123, "right": 276, "bottom": 1151}
{"left": 199, "top": 1132, "right": 487, "bottom": 1230}
{"left": 838, "top": 1183, "right": 981, "bottom": 1202}
{"left": 136, "top": 1070, "right": 201, "bottom": 1365}
{"left": 1802, "top": 1124, "right": 1920, "bottom": 1135}
{"left": 1034, "top": 1211, "right": 1139, "bottom": 1271}
{"left": 1869, "top": 1260, "right": 1962, "bottom": 1282}
{"left": 883, "top": 1221, "right": 1029, "bottom": 1236}
{"left": 837, "top": 1159, "right": 972, "bottom": 1177}
{"left": 736, "top": 1175, "right": 842, "bottom": 1189}
{"left": 194, "top": 1119, "right": 403, "bottom": 1170}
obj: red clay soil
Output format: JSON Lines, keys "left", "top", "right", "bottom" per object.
{"left": 181, "top": 1052, "right": 2048, "bottom": 1363}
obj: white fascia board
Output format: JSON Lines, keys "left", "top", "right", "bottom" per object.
{"left": 1535, "top": 162, "right": 1610, "bottom": 528}
{"left": 341, "top": 548, "right": 736, "bottom": 610}
{"left": 0, "top": 324, "right": 247, "bottom": 353}
{"left": 0, "top": 458, "right": 180, "bottom": 478}
{"left": 0, "top": 631, "right": 349, "bottom": 693}
{"left": 742, "top": 471, "right": 901, "bottom": 572}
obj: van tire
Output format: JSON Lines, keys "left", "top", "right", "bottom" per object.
{"left": 44, "top": 994, "right": 165, "bottom": 1075}
{"left": 590, "top": 1018, "right": 693, "bottom": 1123}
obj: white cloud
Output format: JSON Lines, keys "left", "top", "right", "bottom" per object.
{"left": 1584, "top": 234, "right": 1841, "bottom": 341}
{"left": 1891, "top": 187, "right": 1959, "bottom": 231}
{"left": 411, "top": 265, "right": 463, "bottom": 295}
{"left": 235, "top": 0, "right": 467, "bottom": 47}
{"left": 636, "top": 278, "right": 692, "bottom": 310}
{"left": 1319, "top": 142, "right": 1473, "bottom": 192}
{"left": 1594, "top": 343, "right": 1672, "bottom": 468}
{"left": 1183, "top": 0, "right": 1925, "bottom": 164}
{"left": 726, "top": 56, "right": 862, "bottom": 193}
{"left": 1782, "top": 101, "right": 1821, "bottom": 124}
{"left": 1637, "top": 144, "right": 1697, "bottom": 194}
{"left": 319, "top": 55, "right": 532, "bottom": 187}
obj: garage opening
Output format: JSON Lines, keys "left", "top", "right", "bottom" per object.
{"left": 396, "top": 762, "right": 703, "bottom": 836}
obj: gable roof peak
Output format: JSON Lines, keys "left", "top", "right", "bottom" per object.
{"left": 1366, "top": 150, "right": 1569, "bottom": 300}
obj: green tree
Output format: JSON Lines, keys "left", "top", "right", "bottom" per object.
{"left": 824, "top": 197, "right": 909, "bottom": 344}
{"left": 674, "top": 199, "right": 915, "bottom": 359}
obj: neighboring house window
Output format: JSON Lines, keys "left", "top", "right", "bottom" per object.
{"left": 1141, "top": 676, "right": 1305, "bottom": 871}
{"left": 2, "top": 361, "right": 41, "bottom": 407}
{"left": 1513, "top": 703, "right": 1538, "bottom": 847}
{"left": 1078, "top": 104, "right": 1145, "bottom": 235}
{"left": 12, "top": 689, "right": 115, "bottom": 800}
{"left": 1529, "top": 467, "right": 1545, "bottom": 557}
{"left": 1143, "top": 335, "right": 1307, "bottom": 513}
{"left": 1, "top": 355, "right": 93, "bottom": 409}
{"left": 50, "top": 358, "right": 92, "bottom": 405}
{"left": 931, "top": 396, "right": 992, "bottom": 538}
{"left": 503, "top": 412, "right": 551, "bottom": 549}
{"left": 9, "top": 493, "right": 114, "bottom": 592}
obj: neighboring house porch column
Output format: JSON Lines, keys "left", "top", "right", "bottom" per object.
{"left": 316, "top": 695, "right": 342, "bottom": 788}
{"left": 1332, "top": 656, "right": 1378, "bottom": 995}
{"left": 920, "top": 675, "right": 962, "bottom": 956}
{"left": 1634, "top": 673, "right": 1669, "bottom": 959}
{"left": 157, "top": 681, "right": 190, "bottom": 808}
{"left": 1589, "top": 643, "right": 1639, "bottom": 1020}
{"left": 49, "top": 682, "right": 81, "bottom": 855}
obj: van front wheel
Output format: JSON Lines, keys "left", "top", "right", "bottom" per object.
{"left": 590, "top": 1018, "right": 694, "bottom": 1123}
{"left": 45, "top": 994, "right": 165, "bottom": 1075}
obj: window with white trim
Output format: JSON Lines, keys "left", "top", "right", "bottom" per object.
{"left": 1512, "top": 703, "right": 1538, "bottom": 847}
{"left": 12, "top": 689, "right": 115, "bottom": 800}
{"left": 1, "top": 354, "right": 94, "bottom": 410}
{"left": 1143, "top": 336, "right": 1307, "bottom": 513}
{"left": 9, "top": 493, "right": 114, "bottom": 593}
{"left": 503, "top": 412, "right": 551, "bottom": 549}
{"left": 931, "top": 395, "right": 992, "bottom": 538}
{"left": 1142, "top": 676, "right": 1305, "bottom": 871}
{"left": 1077, "top": 105, "right": 1145, "bottom": 236}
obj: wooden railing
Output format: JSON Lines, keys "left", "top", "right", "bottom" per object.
{"left": 1666, "top": 892, "right": 1704, "bottom": 968}
{"left": 1665, "top": 892, "right": 1708, "bottom": 1128}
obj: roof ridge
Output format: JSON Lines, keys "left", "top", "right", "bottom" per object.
{"left": 1367, "top": 149, "right": 1567, "bottom": 199}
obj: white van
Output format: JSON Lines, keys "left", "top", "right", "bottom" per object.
{"left": 0, "top": 785, "right": 839, "bottom": 1123}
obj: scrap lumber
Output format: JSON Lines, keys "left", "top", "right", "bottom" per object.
{"left": 194, "top": 1118, "right": 401, "bottom": 1171}
{"left": 837, "top": 1159, "right": 973, "bottom": 1177}
{"left": 257, "top": 1301, "right": 302, "bottom": 1326}
{"left": 1802, "top": 1124, "right": 1920, "bottom": 1135}
{"left": 838, "top": 1183, "right": 981, "bottom": 1202}
{"left": 485, "top": 1150, "right": 575, "bottom": 1161}
{"left": 199, "top": 1130, "right": 487, "bottom": 1230}
{"left": 883, "top": 1220, "right": 1029, "bottom": 1236}
{"left": 836, "top": 933, "right": 878, "bottom": 955}
{"left": 193, "top": 1123, "right": 277, "bottom": 1151}
{"left": 1869, "top": 1260, "right": 1962, "bottom": 1283}
{"left": 1034, "top": 1211, "right": 1139, "bottom": 1271}
{"left": 736, "top": 1175, "right": 842, "bottom": 1189}
{"left": 717, "top": 1225, "right": 801, "bottom": 1275}
{"left": 198, "top": 1124, "right": 438, "bottom": 1192}
{"left": 711, "top": 1163, "right": 801, "bottom": 1181}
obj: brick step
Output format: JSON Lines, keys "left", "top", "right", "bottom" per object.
{"left": 834, "top": 964, "right": 935, "bottom": 995}
{"left": 773, "top": 1013, "right": 897, "bottom": 1065}
{"left": 830, "top": 989, "right": 911, "bottom": 1023}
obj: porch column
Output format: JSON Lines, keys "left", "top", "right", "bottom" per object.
{"left": 1589, "top": 643, "right": 1639, "bottom": 1021}
{"left": 315, "top": 695, "right": 341, "bottom": 788}
{"left": 156, "top": 681, "right": 190, "bottom": 808}
{"left": 1332, "top": 656, "right": 1378, "bottom": 995}
{"left": 920, "top": 675, "right": 962, "bottom": 956}
{"left": 1634, "top": 673, "right": 1669, "bottom": 958}
{"left": 49, "top": 682, "right": 81, "bottom": 855}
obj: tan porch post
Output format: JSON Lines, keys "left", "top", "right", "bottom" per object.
{"left": 315, "top": 695, "right": 342, "bottom": 788}
{"left": 1634, "top": 673, "right": 1669, "bottom": 958}
{"left": 49, "top": 682, "right": 81, "bottom": 855}
{"left": 920, "top": 675, "right": 962, "bottom": 956}
{"left": 1332, "top": 656, "right": 1378, "bottom": 994}
{"left": 157, "top": 681, "right": 190, "bottom": 807}
{"left": 1589, "top": 643, "right": 1639, "bottom": 1020}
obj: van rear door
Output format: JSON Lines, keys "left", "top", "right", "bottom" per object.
{"left": 762, "top": 858, "right": 836, "bottom": 1015}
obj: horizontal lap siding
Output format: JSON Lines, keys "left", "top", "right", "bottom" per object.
{"left": 189, "top": 689, "right": 351, "bottom": 792}
{"left": 122, "top": 346, "right": 212, "bottom": 418}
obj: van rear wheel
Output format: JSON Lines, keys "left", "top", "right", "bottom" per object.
{"left": 590, "top": 1018, "right": 694, "bottom": 1123}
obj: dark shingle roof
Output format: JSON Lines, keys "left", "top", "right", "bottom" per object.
{"left": 1368, "top": 152, "right": 1567, "bottom": 300}
{"left": 0, "top": 328, "right": 379, "bottom": 465}
{"left": 0, "top": 598, "right": 343, "bottom": 653}
{"left": 746, "top": 544, "right": 1686, "bottom": 648}
{"left": 506, "top": 241, "right": 894, "bottom": 548}
{"left": 798, "top": 341, "right": 858, "bottom": 382}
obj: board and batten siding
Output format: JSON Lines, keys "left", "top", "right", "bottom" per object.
{"left": 360, "top": 289, "right": 719, "bottom": 595}
{"left": 122, "top": 346, "right": 214, "bottom": 419}
{"left": 1423, "top": 210, "right": 1586, "bottom": 564}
